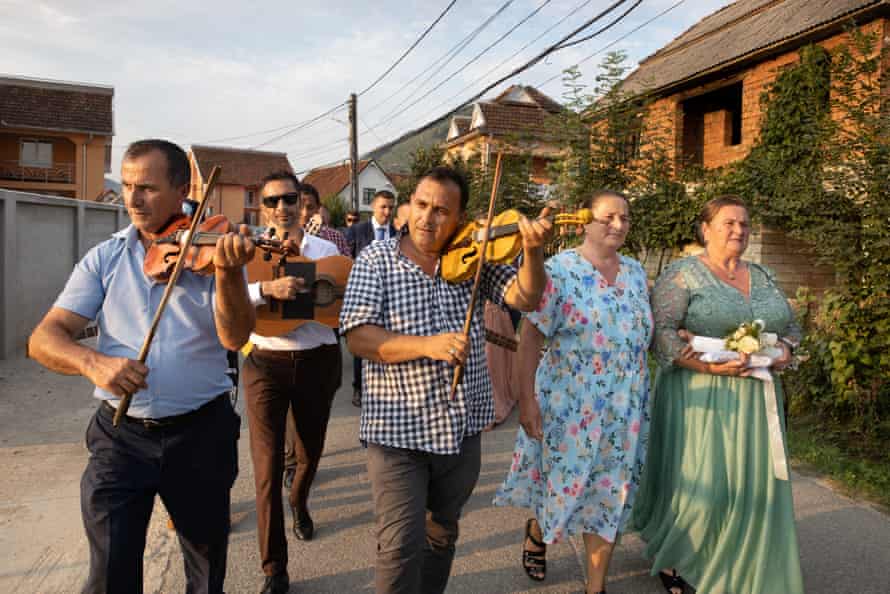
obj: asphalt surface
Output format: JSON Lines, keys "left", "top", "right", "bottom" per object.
{"left": 1, "top": 347, "right": 889, "bottom": 593}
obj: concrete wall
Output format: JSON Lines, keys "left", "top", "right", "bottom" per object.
{"left": 0, "top": 189, "right": 128, "bottom": 358}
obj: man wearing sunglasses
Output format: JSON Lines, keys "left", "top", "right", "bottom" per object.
{"left": 243, "top": 171, "right": 342, "bottom": 594}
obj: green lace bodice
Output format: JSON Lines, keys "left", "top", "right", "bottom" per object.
{"left": 651, "top": 256, "right": 802, "bottom": 367}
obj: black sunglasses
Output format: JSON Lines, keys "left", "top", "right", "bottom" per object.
{"left": 262, "top": 192, "right": 300, "bottom": 208}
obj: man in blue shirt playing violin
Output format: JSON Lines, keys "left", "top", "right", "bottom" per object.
{"left": 28, "top": 139, "right": 256, "bottom": 594}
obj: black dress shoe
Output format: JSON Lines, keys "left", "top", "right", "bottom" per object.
{"left": 260, "top": 571, "right": 289, "bottom": 594}
{"left": 292, "top": 507, "right": 314, "bottom": 541}
{"left": 282, "top": 467, "right": 295, "bottom": 491}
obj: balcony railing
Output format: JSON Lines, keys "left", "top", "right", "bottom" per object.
{"left": 0, "top": 160, "right": 75, "bottom": 183}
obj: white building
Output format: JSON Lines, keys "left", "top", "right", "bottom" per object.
{"left": 301, "top": 159, "right": 398, "bottom": 214}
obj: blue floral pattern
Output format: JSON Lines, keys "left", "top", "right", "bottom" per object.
{"left": 493, "top": 250, "right": 653, "bottom": 543}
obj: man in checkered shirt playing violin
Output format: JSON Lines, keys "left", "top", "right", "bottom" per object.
{"left": 339, "top": 166, "right": 553, "bottom": 594}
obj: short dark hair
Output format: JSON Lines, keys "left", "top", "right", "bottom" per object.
{"left": 299, "top": 183, "right": 320, "bottom": 205}
{"left": 697, "top": 194, "right": 749, "bottom": 244}
{"left": 123, "top": 139, "right": 190, "bottom": 189}
{"left": 417, "top": 166, "right": 470, "bottom": 211}
{"left": 582, "top": 189, "right": 629, "bottom": 211}
{"left": 260, "top": 170, "right": 300, "bottom": 193}
{"left": 346, "top": 209, "right": 360, "bottom": 218}
{"left": 373, "top": 189, "right": 396, "bottom": 203}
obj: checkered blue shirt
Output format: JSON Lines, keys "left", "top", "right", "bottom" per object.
{"left": 339, "top": 236, "right": 517, "bottom": 454}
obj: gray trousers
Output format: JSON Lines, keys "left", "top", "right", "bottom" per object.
{"left": 366, "top": 433, "right": 482, "bottom": 594}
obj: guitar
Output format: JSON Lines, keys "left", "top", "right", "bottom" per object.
{"left": 245, "top": 219, "right": 352, "bottom": 336}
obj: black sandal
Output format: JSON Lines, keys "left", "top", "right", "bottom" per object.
{"left": 659, "top": 569, "right": 687, "bottom": 594}
{"left": 522, "top": 518, "right": 546, "bottom": 581}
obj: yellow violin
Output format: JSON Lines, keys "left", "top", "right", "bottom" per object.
{"left": 440, "top": 208, "right": 593, "bottom": 283}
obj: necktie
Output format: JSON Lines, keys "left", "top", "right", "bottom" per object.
{"left": 375, "top": 226, "right": 386, "bottom": 241}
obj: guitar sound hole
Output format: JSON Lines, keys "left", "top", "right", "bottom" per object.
{"left": 313, "top": 280, "right": 335, "bottom": 306}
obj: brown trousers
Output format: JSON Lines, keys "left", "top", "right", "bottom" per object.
{"left": 243, "top": 344, "right": 341, "bottom": 576}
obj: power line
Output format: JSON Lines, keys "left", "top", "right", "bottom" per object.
{"left": 552, "top": 0, "right": 642, "bottom": 51}
{"left": 196, "top": 103, "right": 347, "bottom": 146}
{"left": 372, "top": 0, "right": 551, "bottom": 127}
{"left": 373, "top": 0, "right": 552, "bottom": 128}
{"left": 358, "top": 0, "right": 459, "bottom": 97}
{"left": 535, "top": 0, "right": 688, "bottom": 89}
{"left": 412, "top": 0, "right": 599, "bottom": 125}
{"left": 363, "top": 0, "right": 517, "bottom": 116}
{"left": 364, "top": 0, "right": 636, "bottom": 137}
{"left": 250, "top": 103, "right": 349, "bottom": 149}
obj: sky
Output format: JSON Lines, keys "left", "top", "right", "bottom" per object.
{"left": 0, "top": 0, "right": 734, "bottom": 178}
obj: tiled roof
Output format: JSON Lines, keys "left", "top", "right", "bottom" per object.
{"left": 622, "top": 0, "right": 884, "bottom": 95}
{"left": 475, "top": 101, "right": 552, "bottom": 138}
{"left": 0, "top": 75, "right": 113, "bottom": 135}
{"left": 451, "top": 116, "right": 471, "bottom": 138}
{"left": 301, "top": 160, "right": 373, "bottom": 198}
{"left": 447, "top": 85, "right": 562, "bottom": 144}
{"left": 190, "top": 145, "right": 293, "bottom": 187}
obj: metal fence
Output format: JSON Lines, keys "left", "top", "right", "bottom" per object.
{"left": 0, "top": 189, "right": 128, "bottom": 359}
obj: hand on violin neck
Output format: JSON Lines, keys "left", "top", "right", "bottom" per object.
{"left": 518, "top": 205, "right": 555, "bottom": 252}
{"left": 280, "top": 235, "right": 301, "bottom": 256}
{"left": 213, "top": 224, "right": 256, "bottom": 271}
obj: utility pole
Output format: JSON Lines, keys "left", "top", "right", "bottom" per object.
{"left": 348, "top": 93, "right": 359, "bottom": 214}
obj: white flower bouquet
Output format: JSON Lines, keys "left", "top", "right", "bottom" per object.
{"left": 689, "top": 320, "right": 783, "bottom": 379}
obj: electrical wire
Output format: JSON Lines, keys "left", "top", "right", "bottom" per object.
{"left": 535, "top": 0, "right": 688, "bottom": 89}
{"left": 358, "top": 0, "right": 459, "bottom": 97}
{"left": 373, "top": 0, "right": 552, "bottom": 127}
{"left": 363, "top": 0, "right": 517, "bottom": 116}
{"left": 364, "top": 0, "right": 635, "bottom": 138}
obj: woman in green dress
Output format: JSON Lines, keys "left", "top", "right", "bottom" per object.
{"left": 632, "top": 195, "right": 804, "bottom": 594}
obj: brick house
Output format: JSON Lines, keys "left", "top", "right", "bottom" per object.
{"left": 188, "top": 145, "right": 293, "bottom": 225}
{"left": 0, "top": 75, "right": 113, "bottom": 200}
{"left": 442, "top": 85, "right": 563, "bottom": 199}
{"left": 614, "top": 0, "right": 888, "bottom": 292}
{"left": 301, "top": 159, "right": 398, "bottom": 215}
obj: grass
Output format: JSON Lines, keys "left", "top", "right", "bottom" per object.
{"left": 787, "top": 413, "right": 890, "bottom": 512}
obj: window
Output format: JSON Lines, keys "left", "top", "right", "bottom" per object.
{"left": 245, "top": 189, "right": 255, "bottom": 207}
{"left": 680, "top": 82, "right": 744, "bottom": 168}
{"left": 104, "top": 144, "right": 112, "bottom": 173}
{"left": 362, "top": 187, "right": 376, "bottom": 205}
{"left": 20, "top": 140, "right": 53, "bottom": 167}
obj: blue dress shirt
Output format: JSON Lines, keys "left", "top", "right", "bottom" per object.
{"left": 53, "top": 225, "right": 232, "bottom": 418}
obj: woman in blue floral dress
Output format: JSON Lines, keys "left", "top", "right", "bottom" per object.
{"left": 493, "top": 190, "right": 652, "bottom": 594}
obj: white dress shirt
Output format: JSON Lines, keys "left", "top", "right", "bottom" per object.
{"left": 371, "top": 217, "right": 391, "bottom": 241}
{"left": 248, "top": 232, "right": 339, "bottom": 351}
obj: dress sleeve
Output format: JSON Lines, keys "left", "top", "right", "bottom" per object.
{"left": 651, "top": 261, "right": 690, "bottom": 367}
{"left": 524, "top": 257, "right": 562, "bottom": 339}
{"left": 755, "top": 263, "right": 803, "bottom": 345}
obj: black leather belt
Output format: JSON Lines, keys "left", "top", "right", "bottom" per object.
{"left": 102, "top": 393, "right": 227, "bottom": 430}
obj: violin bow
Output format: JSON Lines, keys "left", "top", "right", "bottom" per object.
{"left": 114, "top": 166, "right": 222, "bottom": 426}
{"left": 449, "top": 152, "right": 503, "bottom": 400}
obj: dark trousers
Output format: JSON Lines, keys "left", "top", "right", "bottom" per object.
{"left": 366, "top": 433, "right": 482, "bottom": 594}
{"left": 353, "top": 355, "right": 363, "bottom": 393}
{"left": 81, "top": 395, "right": 240, "bottom": 594}
{"left": 243, "top": 344, "right": 341, "bottom": 576}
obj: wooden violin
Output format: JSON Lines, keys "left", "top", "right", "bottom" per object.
{"left": 441, "top": 208, "right": 593, "bottom": 283}
{"left": 144, "top": 215, "right": 292, "bottom": 281}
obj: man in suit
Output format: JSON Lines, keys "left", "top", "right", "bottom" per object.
{"left": 345, "top": 190, "right": 396, "bottom": 407}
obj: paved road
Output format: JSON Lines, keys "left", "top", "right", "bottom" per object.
{"left": 1, "top": 349, "right": 889, "bottom": 593}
